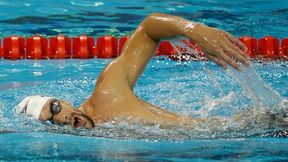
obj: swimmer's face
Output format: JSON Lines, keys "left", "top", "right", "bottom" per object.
{"left": 39, "top": 99, "right": 95, "bottom": 129}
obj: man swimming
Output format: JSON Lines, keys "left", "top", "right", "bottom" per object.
{"left": 16, "top": 13, "right": 250, "bottom": 129}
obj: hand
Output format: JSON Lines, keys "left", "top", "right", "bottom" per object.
{"left": 192, "top": 24, "right": 250, "bottom": 70}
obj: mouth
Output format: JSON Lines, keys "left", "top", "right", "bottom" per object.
{"left": 72, "top": 115, "right": 86, "bottom": 128}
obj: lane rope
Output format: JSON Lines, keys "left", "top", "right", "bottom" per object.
{"left": 0, "top": 35, "right": 287, "bottom": 60}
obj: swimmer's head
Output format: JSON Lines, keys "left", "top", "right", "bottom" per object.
{"left": 16, "top": 95, "right": 94, "bottom": 129}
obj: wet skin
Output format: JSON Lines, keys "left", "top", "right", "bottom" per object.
{"left": 38, "top": 13, "right": 249, "bottom": 129}
{"left": 39, "top": 100, "right": 94, "bottom": 129}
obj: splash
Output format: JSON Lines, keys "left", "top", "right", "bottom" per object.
{"left": 226, "top": 64, "right": 283, "bottom": 110}
{"left": 169, "top": 39, "right": 288, "bottom": 136}
{"left": 170, "top": 38, "right": 284, "bottom": 109}
{"left": 193, "top": 92, "right": 236, "bottom": 117}
{"left": 1, "top": 57, "right": 288, "bottom": 140}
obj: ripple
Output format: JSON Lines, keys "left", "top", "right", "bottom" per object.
{"left": 116, "top": 6, "right": 145, "bottom": 10}
{"left": 0, "top": 74, "right": 7, "bottom": 78}
{"left": 10, "top": 69, "right": 22, "bottom": 73}
{"left": 166, "top": 8, "right": 176, "bottom": 11}
{"left": 0, "top": 1, "right": 30, "bottom": 7}
{"left": 70, "top": 1, "right": 104, "bottom": 7}
{"left": 68, "top": 28, "right": 94, "bottom": 35}
{"left": 36, "top": 7, "right": 68, "bottom": 14}
{"left": 33, "top": 71, "right": 42, "bottom": 76}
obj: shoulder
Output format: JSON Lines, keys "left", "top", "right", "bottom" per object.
{"left": 95, "top": 58, "right": 129, "bottom": 88}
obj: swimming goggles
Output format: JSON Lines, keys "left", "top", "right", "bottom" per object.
{"left": 48, "top": 99, "right": 62, "bottom": 124}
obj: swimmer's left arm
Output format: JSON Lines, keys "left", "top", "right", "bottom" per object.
{"left": 90, "top": 13, "right": 249, "bottom": 104}
{"left": 140, "top": 13, "right": 250, "bottom": 70}
{"left": 99, "top": 13, "right": 250, "bottom": 89}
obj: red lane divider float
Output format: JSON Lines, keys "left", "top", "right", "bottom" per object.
{"left": 156, "top": 41, "right": 177, "bottom": 57}
{"left": 72, "top": 35, "right": 95, "bottom": 59}
{"left": 239, "top": 36, "right": 258, "bottom": 58}
{"left": 281, "top": 38, "right": 288, "bottom": 57}
{"left": 50, "top": 35, "right": 71, "bottom": 59}
{"left": 0, "top": 39, "right": 2, "bottom": 58}
{"left": 0, "top": 35, "right": 287, "bottom": 60}
{"left": 3, "top": 36, "right": 25, "bottom": 60}
{"left": 97, "top": 36, "right": 118, "bottom": 58}
{"left": 258, "top": 36, "right": 280, "bottom": 58}
{"left": 119, "top": 36, "right": 128, "bottom": 54}
{"left": 26, "top": 35, "right": 48, "bottom": 59}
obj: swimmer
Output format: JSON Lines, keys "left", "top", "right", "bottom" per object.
{"left": 16, "top": 13, "right": 251, "bottom": 129}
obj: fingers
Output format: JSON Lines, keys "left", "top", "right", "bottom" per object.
{"left": 227, "top": 41, "right": 250, "bottom": 61}
{"left": 225, "top": 33, "right": 247, "bottom": 52}
{"left": 223, "top": 42, "right": 250, "bottom": 67}
{"left": 205, "top": 53, "right": 227, "bottom": 69}
{"left": 205, "top": 46, "right": 240, "bottom": 71}
{"left": 217, "top": 49, "right": 241, "bottom": 71}
{"left": 206, "top": 48, "right": 240, "bottom": 71}
{"left": 202, "top": 30, "right": 251, "bottom": 71}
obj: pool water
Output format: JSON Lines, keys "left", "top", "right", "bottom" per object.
{"left": 0, "top": 0, "right": 287, "bottom": 38}
{"left": 1, "top": 59, "right": 288, "bottom": 160}
{"left": 1, "top": 0, "right": 288, "bottom": 161}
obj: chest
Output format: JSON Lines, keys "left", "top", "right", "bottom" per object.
{"left": 82, "top": 92, "right": 156, "bottom": 123}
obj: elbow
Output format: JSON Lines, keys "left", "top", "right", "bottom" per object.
{"left": 146, "top": 12, "right": 165, "bottom": 19}
{"left": 142, "top": 13, "right": 165, "bottom": 26}
{"left": 140, "top": 13, "right": 167, "bottom": 40}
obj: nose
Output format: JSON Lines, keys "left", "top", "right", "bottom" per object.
{"left": 53, "top": 114, "right": 70, "bottom": 126}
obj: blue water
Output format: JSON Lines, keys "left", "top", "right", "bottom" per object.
{"left": 0, "top": 0, "right": 287, "bottom": 38}
{"left": 1, "top": 0, "right": 288, "bottom": 161}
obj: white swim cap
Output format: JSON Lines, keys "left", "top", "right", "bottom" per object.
{"left": 16, "top": 95, "right": 52, "bottom": 120}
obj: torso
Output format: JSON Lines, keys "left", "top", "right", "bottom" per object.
{"left": 77, "top": 57, "right": 197, "bottom": 128}
{"left": 78, "top": 83, "right": 191, "bottom": 127}
{"left": 80, "top": 93, "right": 173, "bottom": 123}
